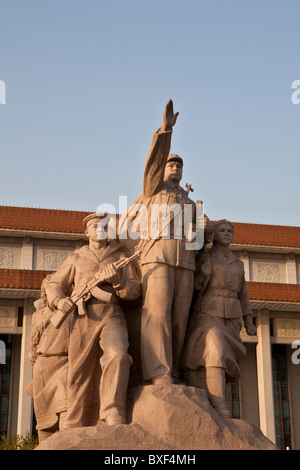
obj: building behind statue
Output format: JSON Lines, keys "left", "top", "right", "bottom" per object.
{"left": 0, "top": 205, "right": 299, "bottom": 450}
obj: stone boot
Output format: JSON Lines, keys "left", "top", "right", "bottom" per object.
{"left": 206, "top": 367, "right": 230, "bottom": 418}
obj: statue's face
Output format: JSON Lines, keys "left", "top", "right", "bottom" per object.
{"left": 86, "top": 219, "right": 109, "bottom": 241}
{"left": 164, "top": 161, "right": 183, "bottom": 183}
{"left": 214, "top": 223, "right": 234, "bottom": 246}
{"left": 86, "top": 220, "right": 101, "bottom": 241}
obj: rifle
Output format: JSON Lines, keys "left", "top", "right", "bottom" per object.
{"left": 50, "top": 247, "right": 141, "bottom": 329}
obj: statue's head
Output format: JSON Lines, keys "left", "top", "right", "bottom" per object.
{"left": 213, "top": 219, "right": 234, "bottom": 247}
{"left": 83, "top": 213, "right": 109, "bottom": 241}
{"left": 164, "top": 154, "right": 183, "bottom": 184}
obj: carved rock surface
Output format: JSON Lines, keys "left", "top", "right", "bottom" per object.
{"left": 37, "top": 385, "right": 277, "bottom": 450}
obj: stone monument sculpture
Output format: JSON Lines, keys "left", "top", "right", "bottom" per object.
{"left": 29, "top": 100, "right": 277, "bottom": 450}
{"left": 181, "top": 219, "right": 257, "bottom": 417}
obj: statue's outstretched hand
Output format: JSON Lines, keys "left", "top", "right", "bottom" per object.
{"left": 161, "top": 99, "right": 179, "bottom": 131}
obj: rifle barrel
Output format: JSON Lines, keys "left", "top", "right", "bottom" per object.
{"left": 114, "top": 249, "right": 141, "bottom": 270}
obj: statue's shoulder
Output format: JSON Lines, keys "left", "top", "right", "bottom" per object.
{"left": 195, "top": 249, "right": 211, "bottom": 267}
{"left": 232, "top": 252, "right": 246, "bottom": 269}
{"left": 66, "top": 245, "right": 88, "bottom": 262}
{"left": 107, "top": 239, "right": 125, "bottom": 257}
{"left": 76, "top": 245, "right": 88, "bottom": 254}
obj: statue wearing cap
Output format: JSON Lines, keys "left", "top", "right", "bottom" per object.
{"left": 126, "top": 100, "right": 213, "bottom": 386}
{"left": 45, "top": 212, "right": 141, "bottom": 428}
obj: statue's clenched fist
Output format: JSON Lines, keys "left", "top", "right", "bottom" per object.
{"left": 102, "top": 263, "right": 121, "bottom": 286}
{"left": 57, "top": 297, "right": 76, "bottom": 314}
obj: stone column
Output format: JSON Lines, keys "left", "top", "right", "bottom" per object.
{"left": 256, "top": 309, "right": 276, "bottom": 444}
{"left": 239, "top": 250, "right": 250, "bottom": 281}
{"left": 17, "top": 298, "right": 33, "bottom": 436}
{"left": 286, "top": 253, "right": 297, "bottom": 284}
{"left": 21, "top": 237, "right": 33, "bottom": 270}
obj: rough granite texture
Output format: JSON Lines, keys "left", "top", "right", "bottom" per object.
{"left": 37, "top": 385, "right": 277, "bottom": 450}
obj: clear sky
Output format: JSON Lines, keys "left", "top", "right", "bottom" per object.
{"left": 1, "top": 0, "right": 299, "bottom": 226}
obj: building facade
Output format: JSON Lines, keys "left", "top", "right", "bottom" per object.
{"left": 0, "top": 206, "right": 299, "bottom": 449}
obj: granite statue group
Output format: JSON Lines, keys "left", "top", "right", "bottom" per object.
{"left": 27, "top": 100, "right": 257, "bottom": 442}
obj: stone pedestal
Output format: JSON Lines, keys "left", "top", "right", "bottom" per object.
{"left": 37, "top": 385, "right": 277, "bottom": 450}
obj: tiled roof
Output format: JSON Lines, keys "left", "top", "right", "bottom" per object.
{"left": 0, "top": 206, "right": 91, "bottom": 233}
{"left": 0, "top": 269, "right": 300, "bottom": 303}
{"left": 247, "top": 282, "right": 300, "bottom": 303}
{"left": 0, "top": 206, "right": 300, "bottom": 247}
{"left": 0, "top": 269, "right": 51, "bottom": 290}
{"left": 233, "top": 222, "right": 300, "bottom": 248}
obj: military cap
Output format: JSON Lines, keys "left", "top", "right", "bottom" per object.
{"left": 166, "top": 154, "right": 183, "bottom": 166}
{"left": 83, "top": 212, "right": 108, "bottom": 227}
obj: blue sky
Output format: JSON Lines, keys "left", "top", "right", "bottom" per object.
{"left": 0, "top": 0, "right": 299, "bottom": 226}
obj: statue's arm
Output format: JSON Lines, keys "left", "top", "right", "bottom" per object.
{"left": 45, "top": 256, "right": 76, "bottom": 310}
{"left": 194, "top": 251, "right": 211, "bottom": 292}
{"left": 112, "top": 261, "right": 142, "bottom": 301}
{"left": 142, "top": 99, "right": 179, "bottom": 197}
{"left": 238, "top": 274, "right": 257, "bottom": 335}
{"left": 142, "top": 129, "right": 172, "bottom": 196}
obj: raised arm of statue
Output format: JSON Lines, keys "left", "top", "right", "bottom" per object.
{"left": 142, "top": 99, "right": 179, "bottom": 197}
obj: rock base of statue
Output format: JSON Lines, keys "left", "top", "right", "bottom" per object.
{"left": 36, "top": 384, "right": 277, "bottom": 451}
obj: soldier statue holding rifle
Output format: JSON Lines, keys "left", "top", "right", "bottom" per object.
{"left": 44, "top": 212, "right": 141, "bottom": 429}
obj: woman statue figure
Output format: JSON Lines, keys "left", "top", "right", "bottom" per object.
{"left": 181, "top": 219, "right": 256, "bottom": 417}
